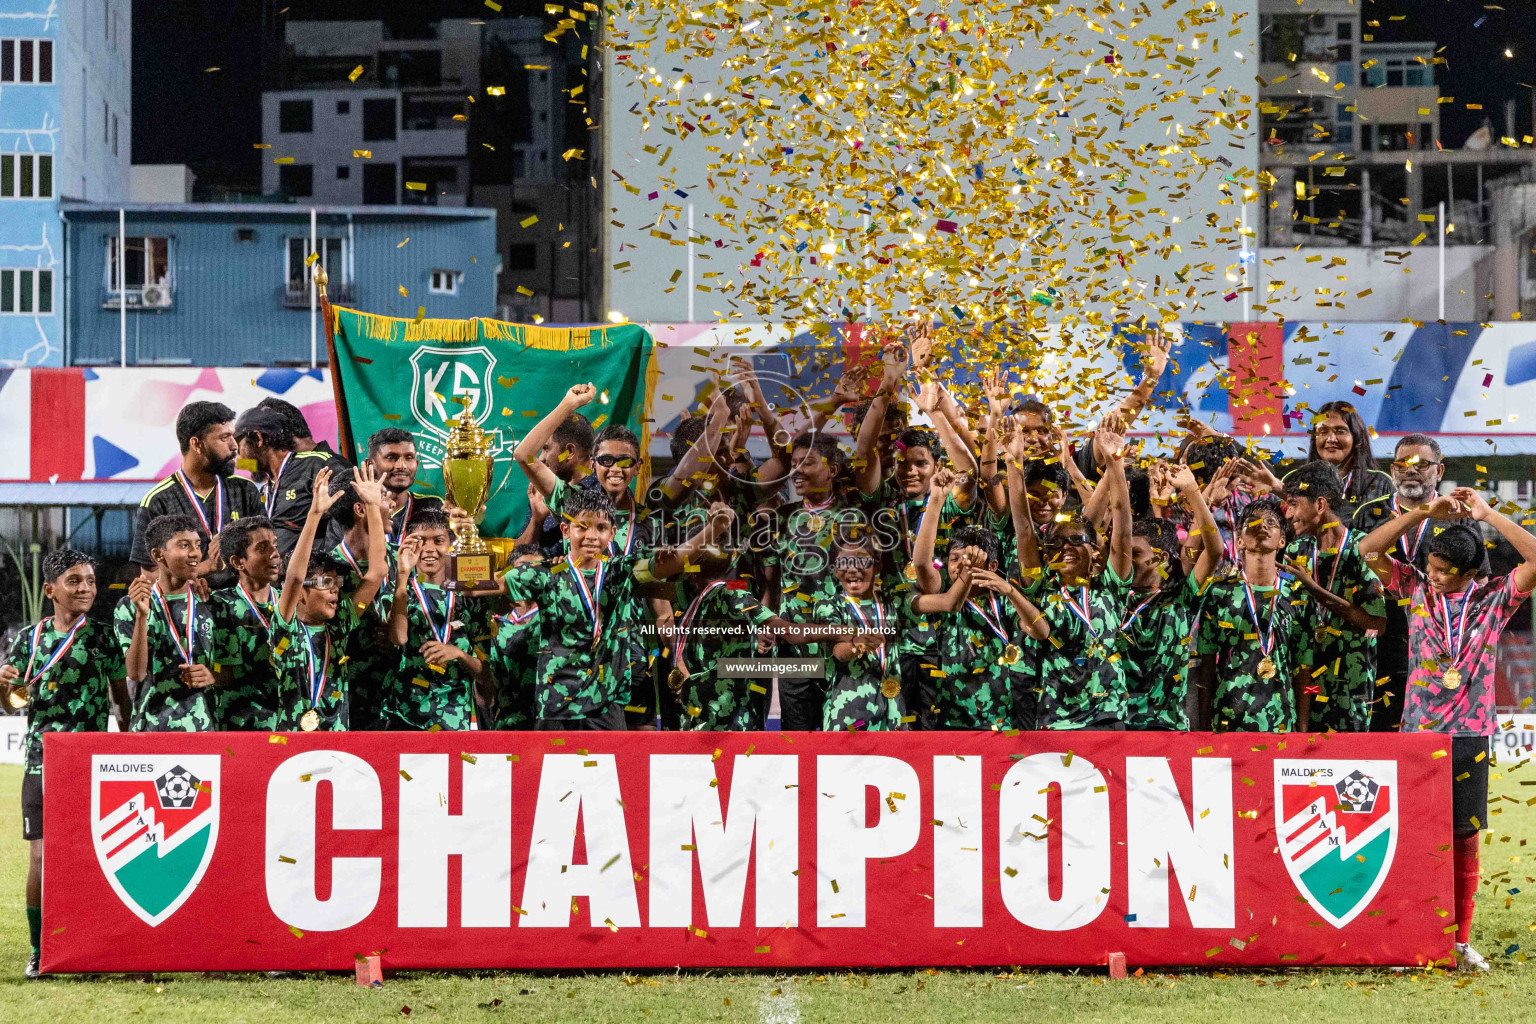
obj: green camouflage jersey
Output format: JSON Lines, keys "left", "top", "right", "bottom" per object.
{"left": 114, "top": 589, "right": 218, "bottom": 732}
{"left": 1030, "top": 565, "right": 1134, "bottom": 730}
{"left": 1198, "top": 576, "right": 1312, "bottom": 731}
{"left": 485, "top": 609, "right": 539, "bottom": 729}
{"left": 501, "top": 552, "right": 647, "bottom": 722}
{"left": 378, "top": 579, "right": 489, "bottom": 731}
{"left": 1118, "top": 575, "right": 1204, "bottom": 730}
{"left": 671, "top": 579, "right": 778, "bottom": 730}
{"left": 810, "top": 594, "right": 908, "bottom": 731}
{"left": 925, "top": 587, "right": 1032, "bottom": 731}
{"left": 7, "top": 617, "right": 124, "bottom": 774}
{"left": 1285, "top": 530, "right": 1385, "bottom": 732}
{"left": 331, "top": 542, "right": 395, "bottom": 731}
{"left": 209, "top": 585, "right": 283, "bottom": 731}
{"left": 758, "top": 493, "right": 881, "bottom": 616}
{"left": 268, "top": 602, "right": 363, "bottom": 731}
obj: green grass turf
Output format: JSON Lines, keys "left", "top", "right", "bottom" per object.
{"left": 0, "top": 760, "right": 1533, "bottom": 1023}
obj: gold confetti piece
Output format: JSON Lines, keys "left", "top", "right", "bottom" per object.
{"left": 485, "top": 0, "right": 503, "bottom": 9}
{"left": 278, "top": 855, "right": 296, "bottom": 864}
{"left": 288, "top": 925, "right": 304, "bottom": 938}
{"left": 399, "top": 770, "right": 412, "bottom": 781}
{"left": 460, "top": 752, "right": 478, "bottom": 764}
{"left": 520, "top": 215, "right": 539, "bottom": 229}
{"left": 353, "top": 149, "right": 372, "bottom": 159}
{"left": 405, "top": 181, "right": 427, "bottom": 191}
{"left": 398, "top": 285, "right": 408, "bottom": 297}
{"left": 349, "top": 65, "right": 365, "bottom": 82}
{"left": 396, "top": 237, "right": 410, "bottom": 248}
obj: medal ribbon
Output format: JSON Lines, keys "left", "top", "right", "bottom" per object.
{"left": 1058, "top": 585, "right": 1101, "bottom": 640}
{"left": 22, "top": 616, "right": 87, "bottom": 687}
{"left": 565, "top": 555, "right": 606, "bottom": 646}
{"left": 235, "top": 584, "right": 272, "bottom": 636}
{"left": 675, "top": 579, "right": 729, "bottom": 677}
{"left": 1393, "top": 498, "right": 1430, "bottom": 561}
{"left": 301, "top": 626, "right": 331, "bottom": 709}
{"left": 263, "top": 452, "right": 292, "bottom": 517}
{"left": 337, "top": 540, "right": 362, "bottom": 576}
{"left": 1310, "top": 527, "right": 1350, "bottom": 623}
{"left": 411, "top": 579, "right": 455, "bottom": 643}
{"left": 175, "top": 471, "right": 224, "bottom": 537}
{"left": 1118, "top": 594, "right": 1158, "bottom": 634}
{"left": 1239, "top": 576, "right": 1279, "bottom": 659}
{"left": 498, "top": 606, "right": 539, "bottom": 627}
{"left": 844, "top": 594, "right": 889, "bottom": 673}
{"left": 390, "top": 493, "right": 414, "bottom": 544}
{"left": 1436, "top": 587, "right": 1476, "bottom": 667}
{"left": 152, "top": 584, "right": 199, "bottom": 663}
{"left": 966, "top": 593, "right": 1012, "bottom": 646}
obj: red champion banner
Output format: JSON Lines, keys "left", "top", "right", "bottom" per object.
{"left": 43, "top": 731, "right": 1453, "bottom": 972}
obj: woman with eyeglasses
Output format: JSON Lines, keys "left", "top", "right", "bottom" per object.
{"left": 1241, "top": 401, "right": 1393, "bottom": 523}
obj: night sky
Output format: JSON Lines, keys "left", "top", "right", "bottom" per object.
{"left": 131, "top": 0, "right": 1536, "bottom": 191}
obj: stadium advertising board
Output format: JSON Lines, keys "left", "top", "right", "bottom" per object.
{"left": 44, "top": 731, "right": 1452, "bottom": 972}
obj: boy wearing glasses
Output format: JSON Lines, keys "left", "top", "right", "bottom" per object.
{"left": 265, "top": 468, "right": 388, "bottom": 730}
{"left": 814, "top": 535, "right": 913, "bottom": 731}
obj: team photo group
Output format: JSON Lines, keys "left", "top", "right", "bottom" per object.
{"left": 5, "top": 328, "right": 1523, "bottom": 977}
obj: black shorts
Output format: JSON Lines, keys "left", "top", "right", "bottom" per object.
{"left": 21, "top": 772, "right": 42, "bottom": 841}
{"left": 1452, "top": 736, "right": 1489, "bottom": 837}
{"left": 536, "top": 702, "right": 628, "bottom": 731}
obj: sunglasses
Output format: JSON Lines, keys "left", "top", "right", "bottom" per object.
{"left": 595, "top": 454, "right": 637, "bottom": 469}
{"left": 302, "top": 575, "right": 342, "bottom": 591}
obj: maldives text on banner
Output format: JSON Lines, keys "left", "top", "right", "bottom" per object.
{"left": 45, "top": 732, "right": 1451, "bottom": 972}
{"left": 326, "top": 309, "right": 656, "bottom": 539}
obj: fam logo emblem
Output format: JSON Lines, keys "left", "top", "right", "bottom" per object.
{"left": 1274, "top": 760, "right": 1398, "bottom": 928}
{"left": 408, "top": 345, "right": 508, "bottom": 468}
{"left": 91, "top": 756, "right": 220, "bottom": 927}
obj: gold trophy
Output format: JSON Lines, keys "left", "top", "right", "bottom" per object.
{"left": 442, "top": 416, "right": 495, "bottom": 590}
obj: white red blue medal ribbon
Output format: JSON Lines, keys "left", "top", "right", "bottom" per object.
{"left": 498, "top": 606, "right": 539, "bottom": 627}
{"left": 22, "top": 615, "right": 87, "bottom": 687}
{"left": 300, "top": 625, "right": 331, "bottom": 710}
{"left": 1394, "top": 498, "right": 1430, "bottom": 561}
{"left": 234, "top": 584, "right": 273, "bottom": 637}
{"left": 337, "top": 540, "right": 362, "bottom": 577}
{"left": 175, "top": 471, "right": 224, "bottom": 537}
{"left": 966, "top": 593, "right": 1011, "bottom": 646}
{"left": 675, "top": 579, "right": 729, "bottom": 676}
{"left": 1058, "top": 585, "right": 1101, "bottom": 641}
{"left": 263, "top": 452, "right": 292, "bottom": 517}
{"left": 1117, "top": 593, "right": 1158, "bottom": 634}
{"left": 566, "top": 555, "right": 606, "bottom": 646}
{"left": 1436, "top": 587, "right": 1475, "bottom": 666}
{"left": 152, "top": 584, "right": 199, "bottom": 663}
{"left": 1239, "top": 576, "right": 1279, "bottom": 660}
{"left": 844, "top": 594, "right": 889, "bottom": 673}
{"left": 411, "top": 579, "right": 455, "bottom": 643}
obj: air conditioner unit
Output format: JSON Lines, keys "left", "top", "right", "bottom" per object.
{"left": 140, "top": 283, "right": 172, "bottom": 307}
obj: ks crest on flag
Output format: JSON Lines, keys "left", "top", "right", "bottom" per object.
{"left": 91, "top": 756, "right": 221, "bottom": 927}
{"left": 1275, "top": 760, "right": 1398, "bottom": 928}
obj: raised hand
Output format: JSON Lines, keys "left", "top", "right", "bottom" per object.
{"left": 1427, "top": 494, "right": 1470, "bottom": 521}
{"left": 309, "top": 468, "right": 339, "bottom": 517}
{"left": 830, "top": 364, "right": 870, "bottom": 406}
{"left": 879, "top": 341, "right": 910, "bottom": 393}
{"left": 396, "top": 534, "right": 422, "bottom": 577}
{"left": 1449, "top": 486, "right": 1492, "bottom": 522}
{"left": 929, "top": 464, "right": 957, "bottom": 499}
{"left": 1143, "top": 326, "right": 1172, "bottom": 376}
{"left": 526, "top": 481, "right": 550, "bottom": 523}
{"left": 128, "top": 575, "right": 154, "bottom": 615}
{"left": 353, "top": 460, "right": 386, "bottom": 508}
{"left": 564, "top": 383, "right": 598, "bottom": 408}
{"left": 914, "top": 379, "right": 942, "bottom": 415}
{"left": 1202, "top": 460, "right": 1236, "bottom": 506}
{"left": 1094, "top": 416, "right": 1127, "bottom": 462}
{"left": 906, "top": 321, "right": 936, "bottom": 373}
{"left": 980, "top": 368, "right": 1009, "bottom": 407}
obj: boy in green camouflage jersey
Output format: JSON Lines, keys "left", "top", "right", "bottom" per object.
{"left": 383, "top": 508, "right": 494, "bottom": 730}
{"left": 501, "top": 490, "right": 742, "bottom": 728}
{"left": 209, "top": 516, "right": 283, "bottom": 730}
{"left": 816, "top": 535, "right": 913, "bottom": 730}
{"left": 1117, "top": 463, "right": 1225, "bottom": 729}
{"left": 484, "top": 544, "right": 544, "bottom": 729}
{"left": 1281, "top": 460, "right": 1387, "bottom": 731}
{"left": 2, "top": 549, "right": 127, "bottom": 979}
{"left": 326, "top": 465, "right": 398, "bottom": 730}
{"left": 118, "top": 514, "right": 218, "bottom": 732}
{"left": 263, "top": 466, "right": 388, "bottom": 730}
{"left": 1197, "top": 495, "right": 1313, "bottom": 731}
{"left": 1009, "top": 422, "right": 1135, "bottom": 730}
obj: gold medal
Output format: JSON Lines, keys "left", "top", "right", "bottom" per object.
{"left": 300, "top": 708, "right": 320, "bottom": 732}
{"left": 881, "top": 677, "right": 902, "bottom": 699}
{"left": 1442, "top": 667, "right": 1462, "bottom": 689}
{"left": 904, "top": 562, "right": 918, "bottom": 581}
{"left": 1000, "top": 643, "right": 1022, "bottom": 666}
{"left": 5, "top": 686, "right": 28, "bottom": 710}
{"left": 668, "top": 666, "right": 688, "bottom": 690}
{"left": 1314, "top": 626, "right": 1329, "bottom": 645}
{"left": 1257, "top": 656, "right": 1277, "bottom": 680}
{"left": 807, "top": 514, "right": 824, "bottom": 532}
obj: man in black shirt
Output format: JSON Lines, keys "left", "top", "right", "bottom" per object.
{"left": 129, "top": 402, "right": 264, "bottom": 577}
{"left": 256, "top": 396, "right": 348, "bottom": 462}
{"left": 234, "top": 406, "right": 344, "bottom": 556}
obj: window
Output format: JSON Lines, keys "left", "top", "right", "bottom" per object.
{"left": 1337, "top": 22, "right": 1352, "bottom": 40}
{"left": 0, "top": 269, "right": 53, "bottom": 315}
{"left": 0, "top": 153, "right": 53, "bottom": 198}
{"left": 111, "top": 114, "right": 118, "bottom": 157}
{"left": 1365, "top": 56, "right": 1433, "bottom": 88}
{"left": 106, "top": 237, "right": 172, "bottom": 300}
{"left": 507, "top": 243, "right": 537, "bottom": 271}
{"left": 1, "top": 39, "right": 54, "bottom": 83}
{"left": 336, "top": 100, "right": 350, "bottom": 115}
{"left": 236, "top": 228, "right": 257, "bottom": 243}
{"left": 285, "top": 237, "right": 345, "bottom": 300}
{"left": 430, "top": 270, "right": 460, "bottom": 295}
{"left": 362, "top": 98, "right": 397, "bottom": 141}
{"left": 362, "top": 162, "right": 396, "bottom": 204}
{"left": 279, "top": 99, "right": 314, "bottom": 133}
{"left": 278, "top": 163, "right": 313, "bottom": 197}
{"left": 336, "top": 164, "right": 350, "bottom": 180}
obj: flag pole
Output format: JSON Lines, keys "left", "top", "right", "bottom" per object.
{"left": 315, "top": 265, "right": 354, "bottom": 461}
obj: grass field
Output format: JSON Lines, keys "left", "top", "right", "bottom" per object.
{"left": 0, "top": 763, "right": 1533, "bottom": 1024}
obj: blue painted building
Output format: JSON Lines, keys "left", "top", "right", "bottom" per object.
{"left": 60, "top": 202, "right": 500, "bottom": 365}
{"left": 0, "top": 0, "right": 133, "bottom": 366}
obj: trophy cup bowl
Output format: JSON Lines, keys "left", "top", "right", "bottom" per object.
{"left": 442, "top": 416, "right": 495, "bottom": 590}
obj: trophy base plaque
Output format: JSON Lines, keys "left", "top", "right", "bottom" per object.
{"left": 447, "top": 552, "right": 494, "bottom": 591}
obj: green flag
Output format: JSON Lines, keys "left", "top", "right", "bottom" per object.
{"left": 328, "top": 307, "right": 656, "bottom": 540}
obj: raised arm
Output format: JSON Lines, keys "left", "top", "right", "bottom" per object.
{"left": 1169, "top": 462, "right": 1224, "bottom": 585}
{"left": 916, "top": 381, "right": 978, "bottom": 509}
{"left": 277, "top": 467, "right": 337, "bottom": 621}
{"left": 664, "top": 397, "right": 731, "bottom": 505}
{"left": 1461, "top": 487, "right": 1536, "bottom": 593}
{"left": 971, "top": 568, "right": 1050, "bottom": 641}
{"left": 648, "top": 502, "right": 738, "bottom": 580}
{"left": 1111, "top": 325, "right": 1171, "bottom": 428}
{"left": 1003, "top": 421, "right": 1042, "bottom": 580}
{"left": 387, "top": 535, "right": 421, "bottom": 647}
{"left": 1098, "top": 424, "right": 1133, "bottom": 581}
{"left": 513, "top": 382, "right": 595, "bottom": 498}
{"left": 124, "top": 576, "right": 153, "bottom": 686}
{"left": 352, "top": 464, "right": 390, "bottom": 607}
{"left": 978, "top": 370, "right": 1010, "bottom": 517}
{"left": 1358, "top": 503, "right": 1438, "bottom": 585}
{"left": 913, "top": 466, "right": 955, "bottom": 595}
{"left": 851, "top": 342, "right": 908, "bottom": 496}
